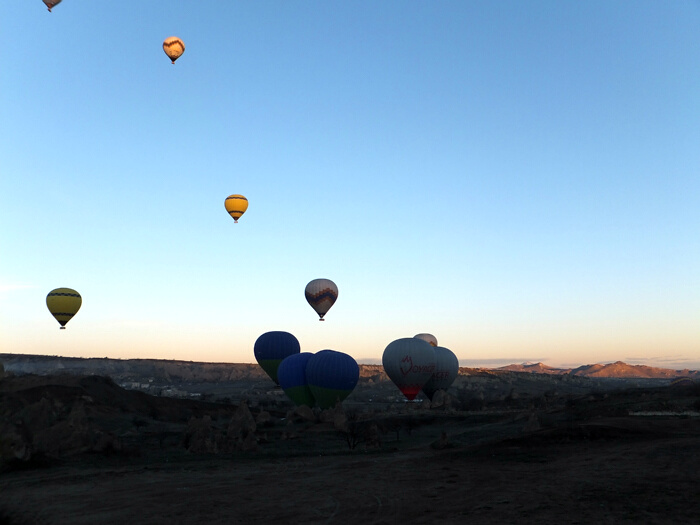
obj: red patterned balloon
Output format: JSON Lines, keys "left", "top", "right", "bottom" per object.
{"left": 43, "top": 0, "right": 61, "bottom": 12}
{"left": 382, "top": 338, "right": 436, "bottom": 400}
{"left": 304, "top": 278, "right": 338, "bottom": 321}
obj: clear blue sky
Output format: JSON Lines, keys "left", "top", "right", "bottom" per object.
{"left": 1, "top": 1, "right": 699, "bottom": 369}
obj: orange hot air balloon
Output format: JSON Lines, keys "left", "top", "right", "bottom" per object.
{"left": 224, "top": 194, "right": 248, "bottom": 223}
{"left": 163, "top": 37, "right": 185, "bottom": 64}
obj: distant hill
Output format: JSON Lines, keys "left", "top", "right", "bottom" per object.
{"left": 569, "top": 361, "right": 700, "bottom": 379}
{"left": 0, "top": 354, "right": 269, "bottom": 383}
{"left": 0, "top": 354, "right": 391, "bottom": 383}
{"left": 499, "top": 361, "right": 700, "bottom": 379}
{"left": 498, "top": 363, "right": 569, "bottom": 375}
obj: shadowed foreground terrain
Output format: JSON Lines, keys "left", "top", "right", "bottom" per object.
{"left": 1, "top": 371, "right": 699, "bottom": 524}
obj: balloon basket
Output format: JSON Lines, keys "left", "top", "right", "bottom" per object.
{"left": 60, "top": 327, "right": 66, "bottom": 330}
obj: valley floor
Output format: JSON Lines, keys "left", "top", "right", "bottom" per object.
{"left": 2, "top": 416, "right": 699, "bottom": 524}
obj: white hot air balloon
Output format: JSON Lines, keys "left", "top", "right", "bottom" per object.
{"left": 414, "top": 333, "right": 438, "bottom": 347}
{"left": 421, "top": 346, "right": 459, "bottom": 400}
{"left": 382, "top": 337, "right": 436, "bottom": 400}
{"left": 305, "top": 278, "right": 338, "bottom": 321}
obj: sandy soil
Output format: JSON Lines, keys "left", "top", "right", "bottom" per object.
{"left": 2, "top": 416, "right": 699, "bottom": 524}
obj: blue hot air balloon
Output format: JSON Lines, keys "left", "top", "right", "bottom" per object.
{"left": 277, "top": 352, "right": 316, "bottom": 407}
{"left": 305, "top": 350, "right": 359, "bottom": 409}
{"left": 421, "top": 346, "right": 459, "bottom": 400}
{"left": 254, "top": 331, "right": 301, "bottom": 385}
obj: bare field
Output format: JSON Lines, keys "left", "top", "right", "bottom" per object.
{"left": 1, "top": 372, "right": 700, "bottom": 524}
{"left": 2, "top": 416, "right": 700, "bottom": 524}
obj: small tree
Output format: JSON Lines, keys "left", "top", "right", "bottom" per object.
{"left": 335, "top": 409, "right": 362, "bottom": 450}
{"left": 381, "top": 417, "right": 403, "bottom": 442}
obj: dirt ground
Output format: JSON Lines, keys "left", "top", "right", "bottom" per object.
{"left": 2, "top": 416, "right": 699, "bottom": 525}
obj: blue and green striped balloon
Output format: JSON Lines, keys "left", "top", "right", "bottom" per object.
{"left": 305, "top": 350, "right": 359, "bottom": 409}
{"left": 277, "top": 352, "right": 316, "bottom": 407}
{"left": 254, "top": 331, "right": 300, "bottom": 385}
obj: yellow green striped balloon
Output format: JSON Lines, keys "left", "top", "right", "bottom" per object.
{"left": 224, "top": 194, "right": 248, "bottom": 223}
{"left": 46, "top": 288, "right": 82, "bottom": 329}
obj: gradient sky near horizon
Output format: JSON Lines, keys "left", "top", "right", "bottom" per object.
{"left": 1, "top": 1, "right": 699, "bottom": 369}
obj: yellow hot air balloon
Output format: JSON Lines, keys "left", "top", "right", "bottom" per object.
{"left": 225, "top": 194, "right": 248, "bottom": 223}
{"left": 163, "top": 37, "right": 185, "bottom": 64}
{"left": 43, "top": 0, "right": 61, "bottom": 12}
{"left": 46, "top": 288, "right": 82, "bottom": 329}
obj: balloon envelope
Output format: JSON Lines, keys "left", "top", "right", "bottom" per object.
{"left": 414, "top": 333, "right": 438, "bottom": 347}
{"left": 46, "top": 288, "right": 82, "bottom": 329}
{"left": 254, "top": 331, "right": 300, "bottom": 385}
{"left": 163, "top": 36, "right": 185, "bottom": 64}
{"left": 224, "top": 194, "right": 248, "bottom": 223}
{"left": 305, "top": 350, "right": 359, "bottom": 409}
{"left": 277, "top": 353, "right": 316, "bottom": 407}
{"left": 382, "top": 338, "right": 436, "bottom": 400}
{"left": 421, "top": 346, "right": 459, "bottom": 400}
{"left": 43, "top": 0, "right": 61, "bottom": 11}
{"left": 305, "top": 279, "right": 338, "bottom": 321}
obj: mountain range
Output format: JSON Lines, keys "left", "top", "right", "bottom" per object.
{"left": 498, "top": 361, "right": 700, "bottom": 379}
{"left": 1, "top": 354, "right": 697, "bottom": 382}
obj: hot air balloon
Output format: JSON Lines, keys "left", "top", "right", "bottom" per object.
{"left": 224, "top": 194, "right": 248, "bottom": 223}
{"left": 46, "top": 288, "right": 81, "bottom": 329}
{"left": 163, "top": 37, "right": 185, "bottom": 64}
{"left": 414, "top": 333, "right": 438, "bottom": 347}
{"left": 421, "top": 346, "right": 459, "bottom": 400}
{"left": 277, "top": 353, "right": 316, "bottom": 407}
{"left": 43, "top": 0, "right": 61, "bottom": 12}
{"left": 305, "top": 350, "right": 359, "bottom": 409}
{"left": 254, "top": 331, "right": 300, "bottom": 385}
{"left": 382, "top": 338, "right": 435, "bottom": 401}
{"left": 305, "top": 279, "right": 337, "bottom": 321}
